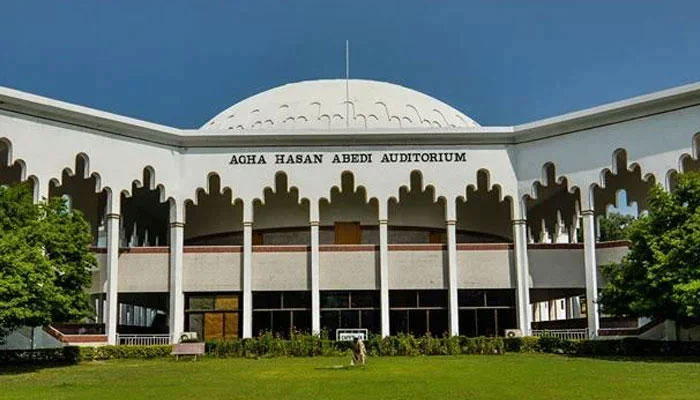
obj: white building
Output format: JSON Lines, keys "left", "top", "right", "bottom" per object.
{"left": 2, "top": 79, "right": 699, "bottom": 344}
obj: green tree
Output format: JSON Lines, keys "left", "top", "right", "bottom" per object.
{"left": 600, "top": 173, "right": 700, "bottom": 334}
{"left": 599, "top": 212, "right": 635, "bottom": 241}
{"left": 0, "top": 183, "right": 95, "bottom": 342}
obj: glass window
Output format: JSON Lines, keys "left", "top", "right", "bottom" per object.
{"left": 428, "top": 309, "right": 448, "bottom": 337}
{"left": 253, "top": 292, "right": 281, "bottom": 309}
{"left": 496, "top": 309, "right": 516, "bottom": 336}
{"left": 458, "top": 290, "right": 486, "bottom": 307}
{"left": 284, "top": 291, "right": 310, "bottom": 309}
{"left": 216, "top": 294, "right": 239, "bottom": 310}
{"left": 253, "top": 311, "right": 272, "bottom": 336}
{"left": 351, "top": 291, "right": 379, "bottom": 308}
{"left": 188, "top": 295, "right": 215, "bottom": 310}
{"left": 419, "top": 290, "right": 447, "bottom": 308}
{"left": 291, "top": 310, "right": 311, "bottom": 333}
{"left": 321, "top": 292, "right": 349, "bottom": 309}
{"left": 390, "top": 291, "right": 417, "bottom": 308}
{"left": 188, "top": 314, "right": 204, "bottom": 339}
{"left": 459, "top": 309, "right": 477, "bottom": 337}
{"left": 477, "top": 309, "right": 497, "bottom": 337}
{"left": 340, "top": 310, "right": 360, "bottom": 329}
{"left": 486, "top": 290, "right": 515, "bottom": 307}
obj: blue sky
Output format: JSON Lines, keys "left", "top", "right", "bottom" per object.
{"left": 1, "top": 1, "right": 699, "bottom": 128}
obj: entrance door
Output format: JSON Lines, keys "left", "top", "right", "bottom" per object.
{"left": 335, "top": 222, "right": 362, "bottom": 244}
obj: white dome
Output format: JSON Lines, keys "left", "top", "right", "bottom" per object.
{"left": 201, "top": 79, "right": 479, "bottom": 131}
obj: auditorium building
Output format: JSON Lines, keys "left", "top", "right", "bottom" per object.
{"left": 1, "top": 79, "right": 699, "bottom": 345}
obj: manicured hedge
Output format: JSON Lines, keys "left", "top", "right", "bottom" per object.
{"left": 205, "top": 333, "right": 505, "bottom": 358}
{"left": 2, "top": 336, "right": 700, "bottom": 365}
{"left": 78, "top": 345, "right": 172, "bottom": 361}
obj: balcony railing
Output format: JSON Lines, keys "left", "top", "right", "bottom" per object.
{"left": 531, "top": 329, "right": 589, "bottom": 340}
{"left": 117, "top": 334, "right": 171, "bottom": 346}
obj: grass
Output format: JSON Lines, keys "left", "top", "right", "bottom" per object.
{"left": 2, "top": 353, "right": 700, "bottom": 400}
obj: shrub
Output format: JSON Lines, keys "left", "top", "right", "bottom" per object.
{"left": 78, "top": 345, "right": 171, "bottom": 361}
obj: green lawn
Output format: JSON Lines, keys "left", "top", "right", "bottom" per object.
{"left": 2, "top": 354, "right": 700, "bottom": 400}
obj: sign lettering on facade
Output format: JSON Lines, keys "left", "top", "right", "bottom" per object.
{"left": 228, "top": 152, "right": 467, "bottom": 165}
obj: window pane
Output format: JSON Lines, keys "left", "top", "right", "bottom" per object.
{"left": 496, "top": 309, "right": 516, "bottom": 336}
{"left": 340, "top": 310, "right": 360, "bottom": 329}
{"left": 419, "top": 290, "right": 447, "bottom": 308}
{"left": 291, "top": 310, "right": 311, "bottom": 334}
{"left": 458, "top": 290, "right": 485, "bottom": 307}
{"left": 360, "top": 310, "right": 380, "bottom": 334}
{"left": 224, "top": 312, "right": 239, "bottom": 339}
{"left": 321, "top": 292, "right": 349, "bottom": 308}
{"left": 272, "top": 311, "right": 291, "bottom": 338}
{"left": 390, "top": 291, "right": 417, "bottom": 308}
{"left": 428, "top": 309, "right": 448, "bottom": 337}
{"left": 459, "top": 309, "right": 477, "bottom": 337}
{"left": 253, "top": 292, "right": 281, "bottom": 310}
{"left": 408, "top": 310, "right": 427, "bottom": 336}
{"left": 390, "top": 310, "right": 409, "bottom": 336}
{"left": 351, "top": 291, "right": 379, "bottom": 308}
{"left": 253, "top": 311, "right": 272, "bottom": 337}
{"left": 204, "top": 313, "right": 224, "bottom": 341}
{"left": 477, "top": 309, "right": 497, "bottom": 337}
{"left": 216, "top": 294, "right": 239, "bottom": 310}
{"left": 188, "top": 313, "right": 204, "bottom": 340}
{"left": 284, "top": 291, "right": 311, "bottom": 309}
{"left": 486, "top": 290, "right": 515, "bottom": 307}
{"left": 321, "top": 311, "right": 340, "bottom": 338}
{"left": 188, "top": 295, "right": 215, "bottom": 311}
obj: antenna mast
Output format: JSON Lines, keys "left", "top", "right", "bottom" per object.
{"left": 345, "top": 40, "right": 350, "bottom": 127}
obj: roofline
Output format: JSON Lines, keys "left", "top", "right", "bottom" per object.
{"left": 1, "top": 81, "right": 699, "bottom": 148}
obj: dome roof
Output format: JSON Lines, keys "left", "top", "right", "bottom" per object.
{"left": 201, "top": 79, "right": 479, "bottom": 131}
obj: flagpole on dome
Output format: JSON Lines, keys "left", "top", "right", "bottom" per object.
{"left": 345, "top": 39, "right": 350, "bottom": 128}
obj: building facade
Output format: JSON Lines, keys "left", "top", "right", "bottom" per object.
{"left": 1, "top": 79, "right": 699, "bottom": 344}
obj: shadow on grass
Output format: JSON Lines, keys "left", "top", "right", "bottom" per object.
{"left": 0, "top": 362, "right": 76, "bottom": 376}
{"left": 314, "top": 365, "right": 366, "bottom": 370}
{"left": 563, "top": 354, "right": 700, "bottom": 363}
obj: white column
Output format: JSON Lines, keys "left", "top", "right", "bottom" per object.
{"left": 512, "top": 219, "right": 531, "bottom": 335}
{"left": 582, "top": 209, "right": 600, "bottom": 338}
{"left": 310, "top": 220, "right": 321, "bottom": 335}
{"left": 378, "top": 201, "right": 390, "bottom": 337}
{"left": 168, "top": 219, "right": 185, "bottom": 343}
{"left": 446, "top": 219, "right": 459, "bottom": 336}
{"left": 105, "top": 210, "right": 120, "bottom": 344}
{"left": 242, "top": 202, "right": 253, "bottom": 338}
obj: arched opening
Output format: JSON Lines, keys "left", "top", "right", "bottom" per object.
{"left": 48, "top": 155, "right": 108, "bottom": 246}
{"left": 252, "top": 172, "right": 310, "bottom": 245}
{"left": 388, "top": 171, "right": 448, "bottom": 336}
{"left": 0, "top": 140, "right": 23, "bottom": 186}
{"left": 318, "top": 172, "right": 381, "bottom": 338}
{"left": 251, "top": 172, "right": 311, "bottom": 338}
{"left": 525, "top": 163, "right": 580, "bottom": 244}
{"left": 455, "top": 170, "right": 517, "bottom": 337}
{"left": 183, "top": 174, "right": 243, "bottom": 341}
{"left": 319, "top": 172, "right": 379, "bottom": 245}
{"left": 116, "top": 167, "right": 170, "bottom": 336}
{"left": 593, "top": 150, "right": 655, "bottom": 223}
{"left": 184, "top": 174, "right": 243, "bottom": 245}
{"left": 456, "top": 170, "right": 512, "bottom": 243}
{"left": 526, "top": 163, "right": 584, "bottom": 327}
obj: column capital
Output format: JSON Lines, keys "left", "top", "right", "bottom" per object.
{"left": 446, "top": 219, "right": 457, "bottom": 226}
{"left": 378, "top": 219, "right": 388, "bottom": 225}
{"left": 169, "top": 221, "right": 185, "bottom": 228}
{"left": 511, "top": 219, "right": 527, "bottom": 226}
{"left": 243, "top": 221, "right": 253, "bottom": 227}
{"left": 309, "top": 220, "right": 319, "bottom": 227}
{"left": 581, "top": 209, "right": 595, "bottom": 216}
{"left": 106, "top": 213, "right": 121, "bottom": 220}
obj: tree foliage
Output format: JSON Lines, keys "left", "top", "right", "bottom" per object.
{"left": 600, "top": 173, "right": 700, "bottom": 328}
{"left": 598, "top": 212, "right": 635, "bottom": 241}
{"left": 0, "top": 183, "right": 95, "bottom": 341}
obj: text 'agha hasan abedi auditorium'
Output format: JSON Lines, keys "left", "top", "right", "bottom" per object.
{"left": 2, "top": 78, "right": 700, "bottom": 345}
